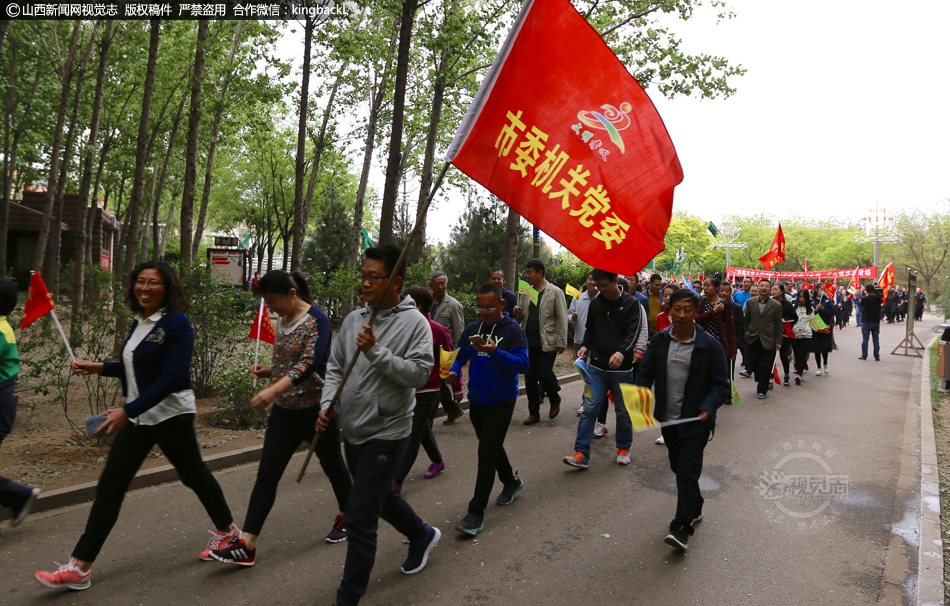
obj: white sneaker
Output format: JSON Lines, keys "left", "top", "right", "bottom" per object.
{"left": 655, "top": 435, "right": 665, "bottom": 445}
{"left": 824, "top": 367, "right": 830, "bottom": 375}
{"left": 816, "top": 369, "right": 823, "bottom": 376}
{"left": 616, "top": 449, "right": 631, "bottom": 465}
{"left": 593, "top": 422, "right": 608, "bottom": 438}
{"left": 576, "top": 405, "right": 584, "bottom": 416}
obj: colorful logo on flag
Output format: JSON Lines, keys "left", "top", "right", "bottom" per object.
{"left": 439, "top": 347, "right": 460, "bottom": 379}
{"left": 619, "top": 383, "right": 659, "bottom": 432}
{"left": 576, "top": 103, "right": 632, "bottom": 153}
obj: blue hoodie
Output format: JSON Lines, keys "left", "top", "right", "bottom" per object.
{"left": 450, "top": 315, "right": 528, "bottom": 405}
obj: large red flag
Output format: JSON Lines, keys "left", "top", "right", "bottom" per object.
{"left": 248, "top": 300, "right": 276, "bottom": 345}
{"left": 758, "top": 224, "right": 786, "bottom": 270}
{"left": 446, "top": 0, "right": 682, "bottom": 275}
{"left": 21, "top": 273, "right": 56, "bottom": 330}
{"left": 879, "top": 262, "right": 895, "bottom": 303}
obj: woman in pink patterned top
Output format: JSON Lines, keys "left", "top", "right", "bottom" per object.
{"left": 209, "top": 271, "right": 351, "bottom": 568}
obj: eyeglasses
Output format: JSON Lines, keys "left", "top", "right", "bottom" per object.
{"left": 357, "top": 274, "right": 391, "bottom": 285}
{"left": 135, "top": 279, "right": 164, "bottom": 287}
{"left": 594, "top": 282, "right": 613, "bottom": 291}
{"left": 475, "top": 305, "right": 497, "bottom": 312}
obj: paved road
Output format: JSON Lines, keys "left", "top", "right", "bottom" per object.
{"left": 1, "top": 317, "right": 939, "bottom": 605}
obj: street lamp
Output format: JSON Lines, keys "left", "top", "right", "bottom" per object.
{"left": 709, "top": 220, "right": 747, "bottom": 270}
{"left": 852, "top": 204, "right": 897, "bottom": 271}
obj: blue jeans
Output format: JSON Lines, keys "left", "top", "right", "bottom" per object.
{"left": 0, "top": 377, "right": 33, "bottom": 510}
{"left": 855, "top": 306, "right": 863, "bottom": 326}
{"left": 861, "top": 322, "right": 880, "bottom": 359}
{"left": 574, "top": 366, "right": 633, "bottom": 457}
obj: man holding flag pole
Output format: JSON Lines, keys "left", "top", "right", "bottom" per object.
{"left": 634, "top": 288, "right": 730, "bottom": 552}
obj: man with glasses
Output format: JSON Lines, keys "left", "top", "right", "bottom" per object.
{"left": 317, "top": 245, "right": 441, "bottom": 605}
{"left": 564, "top": 269, "right": 646, "bottom": 469}
{"left": 518, "top": 259, "right": 568, "bottom": 425}
{"left": 429, "top": 271, "right": 466, "bottom": 424}
{"left": 445, "top": 283, "right": 529, "bottom": 536}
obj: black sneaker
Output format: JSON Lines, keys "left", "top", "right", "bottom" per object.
{"left": 782, "top": 375, "right": 790, "bottom": 387}
{"left": 496, "top": 475, "right": 524, "bottom": 506}
{"left": 442, "top": 410, "right": 465, "bottom": 425}
{"left": 664, "top": 525, "right": 692, "bottom": 552}
{"left": 11, "top": 488, "right": 40, "bottom": 527}
{"left": 691, "top": 508, "right": 704, "bottom": 527}
{"left": 401, "top": 525, "right": 441, "bottom": 574}
{"left": 455, "top": 513, "right": 484, "bottom": 536}
{"left": 210, "top": 538, "right": 256, "bottom": 567}
{"left": 326, "top": 514, "right": 347, "bottom": 543}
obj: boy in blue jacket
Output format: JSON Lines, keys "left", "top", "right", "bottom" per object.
{"left": 446, "top": 283, "right": 529, "bottom": 536}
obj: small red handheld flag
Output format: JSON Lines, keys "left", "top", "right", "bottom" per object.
{"left": 822, "top": 282, "right": 837, "bottom": 300}
{"left": 878, "top": 262, "right": 895, "bottom": 303}
{"left": 248, "top": 301, "right": 275, "bottom": 345}
{"left": 758, "top": 224, "right": 786, "bottom": 270}
{"left": 21, "top": 273, "right": 56, "bottom": 330}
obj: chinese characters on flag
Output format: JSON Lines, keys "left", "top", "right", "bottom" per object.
{"left": 758, "top": 224, "right": 786, "bottom": 270}
{"left": 446, "top": 0, "right": 683, "bottom": 275}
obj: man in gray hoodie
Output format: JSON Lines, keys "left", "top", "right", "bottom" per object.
{"left": 317, "top": 244, "right": 440, "bottom": 606}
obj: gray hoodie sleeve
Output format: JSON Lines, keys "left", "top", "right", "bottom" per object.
{"left": 363, "top": 313, "right": 434, "bottom": 388}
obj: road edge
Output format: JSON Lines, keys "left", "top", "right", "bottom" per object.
{"left": 1, "top": 373, "right": 581, "bottom": 522}
{"left": 919, "top": 335, "right": 945, "bottom": 606}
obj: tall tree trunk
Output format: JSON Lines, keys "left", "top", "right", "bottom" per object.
{"left": 0, "top": 42, "right": 15, "bottom": 278}
{"left": 153, "top": 90, "right": 186, "bottom": 260}
{"left": 160, "top": 202, "right": 175, "bottom": 259}
{"left": 192, "top": 22, "right": 243, "bottom": 261}
{"left": 411, "top": 73, "right": 446, "bottom": 263}
{"left": 140, "top": 166, "right": 157, "bottom": 263}
{"left": 33, "top": 22, "right": 80, "bottom": 274}
{"left": 290, "top": 17, "right": 314, "bottom": 272}
{"left": 503, "top": 206, "right": 520, "bottom": 291}
{"left": 301, "top": 62, "right": 348, "bottom": 238}
{"left": 378, "top": 0, "right": 419, "bottom": 246}
{"left": 120, "top": 18, "right": 160, "bottom": 314}
{"left": 347, "top": 26, "right": 398, "bottom": 267}
{"left": 72, "top": 19, "right": 113, "bottom": 334}
{"left": 178, "top": 18, "right": 210, "bottom": 277}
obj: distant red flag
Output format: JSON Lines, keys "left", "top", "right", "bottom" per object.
{"left": 879, "top": 262, "right": 895, "bottom": 303}
{"left": 248, "top": 300, "right": 276, "bottom": 345}
{"left": 21, "top": 273, "right": 56, "bottom": 330}
{"left": 758, "top": 224, "right": 786, "bottom": 270}
{"left": 822, "top": 281, "right": 837, "bottom": 300}
{"left": 446, "top": 0, "right": 683, "bottom": 275}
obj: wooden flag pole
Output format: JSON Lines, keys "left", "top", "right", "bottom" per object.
{"left": 252, "top": 298, "right": 264, "bottom": 388}
{"left": 296, "top": 162, "right": 452, "bottom": 483}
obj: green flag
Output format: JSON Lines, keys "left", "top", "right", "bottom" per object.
{"left": 518, "top": 280, "right": 530, "bottom": 295}
{"left": 731, "top": 381, "right": 741, "bottom": 406}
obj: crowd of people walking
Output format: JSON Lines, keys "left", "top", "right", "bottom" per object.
{"left": 0, "top": 256, "right": 909, "bottom": 603}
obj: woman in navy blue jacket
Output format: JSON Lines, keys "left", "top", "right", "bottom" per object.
{"left": 35, "top": 261, "right": 239, "bottom": 591}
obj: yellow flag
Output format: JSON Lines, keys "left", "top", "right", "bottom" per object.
{"left": 619, "top": 384, "right": 660, "bottom": 432}
{"left": 565, "top": 283, "right": 581, "bottom": 300}
{"left": 439, "top": 346, "right": 459, "bottom": 379}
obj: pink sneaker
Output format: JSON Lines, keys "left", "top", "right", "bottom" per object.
{"left": 35, "top": 559, "right": 92, "bottom": 591}
{"left": 199, "top": 524, "right": 242, "bottom": 561}
{"left": 424, "top": 460, "right": 445, "bottom": 479}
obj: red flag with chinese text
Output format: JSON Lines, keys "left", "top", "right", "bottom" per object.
{"left": 248, "top": 300, "right": 276, "bottom": 345}
{"left": 822, "top": 281, "right": 837, "bottom": 300}
{"left": 21, "top": 273, "right": 56, "bottom": 330}
{"left": 758, "top": 224, "right": 786, "bottom": 270}
{"left": 879, "top": 262, "right": 895, "bottom": 303}
{"left": 445, "top": 0, "right": 683, "bottom": 275}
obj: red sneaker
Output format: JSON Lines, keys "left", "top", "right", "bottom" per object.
{"left": 35, "top": 559, "right": 92, "bottom": 591}
{"left": 199, "top": 524, "right": 242, "bottom": 561}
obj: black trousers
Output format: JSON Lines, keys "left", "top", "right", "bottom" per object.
{"left": 243, "top": 405, "right": 351, "bottom": 535}
{"left": 661, "top": 425, "right": 711, "bottom": 530}
{"left": 791, "top": 338, "right": 811, "bottom": 375}
{"left": 72, "top": 413, "right": 233, "bottom": 563}
{"left": 468, "top": 399, "right": 517, "bottom": 516}
{"left": 337, "top": 437, "right": 426, "bottom": 606}
{"left": 438, "top": 381, "right": 462, "bottom": 419}
{"left": 0, "top": 377, "right": 32, "bottom": 509}
{"left": 778, "top": 336, "right": 792, "bottom": 376}
{"left": 526, "top": 346, "right": 560, "bottom": 417}
{"left": 746, "top": 340, "right": 776, "bottom": 395}
{"left": 394, "top": 391, "right": 443, "bottom": 485}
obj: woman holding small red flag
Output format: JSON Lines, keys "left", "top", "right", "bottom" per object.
{"left": 35, "top": 261, "right": 240, "bottom": 591}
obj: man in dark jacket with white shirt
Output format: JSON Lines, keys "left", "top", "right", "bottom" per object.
{"left": 635, "top": 289, "right": 730, "bottom": 552}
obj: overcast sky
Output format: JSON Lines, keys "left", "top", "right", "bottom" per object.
{"left": 279, "top": 0, "right": 950, "bottom": 247}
